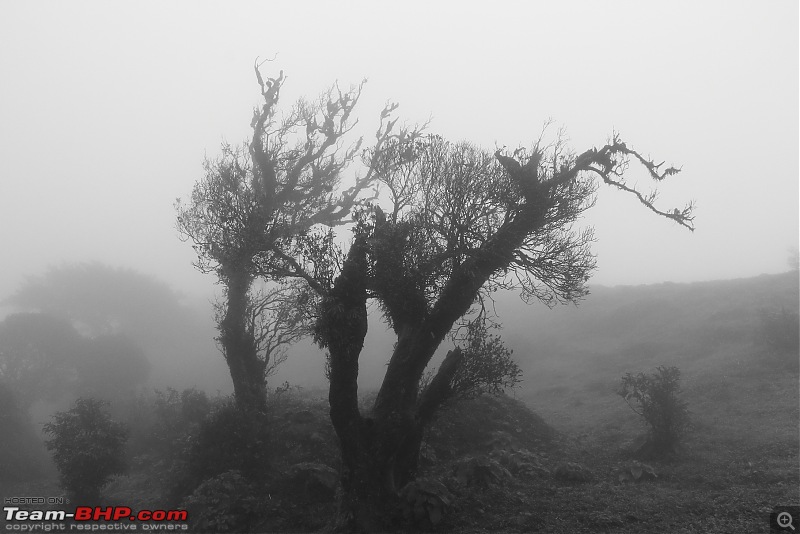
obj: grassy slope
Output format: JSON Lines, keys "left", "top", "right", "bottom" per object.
{"left": 473, "top": 271, "right": 800, "bottom": 533}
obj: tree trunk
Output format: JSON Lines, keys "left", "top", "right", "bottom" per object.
{"left": 322, "top": 238, "right": 425, "bottom": 531}
{"left": 331, "top": 339, "right": 429, "bottom": 531}
{"left": 324, "top": 237, "right": 464, "bottom": 531}
{"left": 220, "top": 269, "right": 267, "bottom": 412}
{"left": 331, "top": 411, "right": 424, "bottom": 532}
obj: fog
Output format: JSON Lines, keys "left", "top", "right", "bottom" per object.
{"left": 1, "top": 5, "right": 797, "bottom": 530}
{"left": 1, "top": 0, "right": 797, "bottom": 395}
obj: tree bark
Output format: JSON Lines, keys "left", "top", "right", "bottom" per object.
{"left": 331, "top": 335, "right": 430, "bottom": 531}
{"left": 220, "top": 268, "right": 267, "bottom": 412}
{"left": 323, "top": 238, "right": 427, "bottom": 531}
{"left": 332, "top": 411, "right": 424, "bottom": 532}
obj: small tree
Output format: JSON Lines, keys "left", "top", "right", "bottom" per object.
{"left": 43, "top": 398, "right": 128, "bottom": 502}
{"left": 618, "top": 366, "right": 690, "bottom": 456}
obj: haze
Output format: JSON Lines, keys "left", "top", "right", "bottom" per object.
{"left": 0, "top": 2, "right": 797, "bottom": 389}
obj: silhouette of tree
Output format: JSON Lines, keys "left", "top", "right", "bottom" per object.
{"left": 179, "top": 66, "right": 693, "bottom": 529}
{"left": 311, "top": 133, "right": 692, "bottom": 530}
{"left": 177, "top": 64, "right": 419, "bottom": 411}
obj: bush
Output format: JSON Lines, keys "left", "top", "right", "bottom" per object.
{"left": 182, "top": 470, "right": 263, "bottom": 533}
{"left": 43, "top": 398, "right": 128, "bottom": 502}
{"left": 278, "top": 462, "right": 339, "bottom": 503}
{"left": 112, "top": 387, "right": 213, "bottom": 504}
{"left": 150, "top": 387, "right": 212, "bottom": 459}
{"left": 169, "top": 399, "right": 272, "bottom": 503}
{"left": 617, "top": 366, "right": 689, "bottom": 457}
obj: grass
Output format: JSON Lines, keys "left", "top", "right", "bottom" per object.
{"left": 498, "top": 344, "right": 799, "bottom": 533}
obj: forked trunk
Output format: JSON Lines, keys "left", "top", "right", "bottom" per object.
{"left": 323, "top": 239, "right": 431, "bottom": 531}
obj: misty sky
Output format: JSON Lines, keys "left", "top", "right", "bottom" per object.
{"left": 1, "top": 1, "right": 797, "bottom": 304}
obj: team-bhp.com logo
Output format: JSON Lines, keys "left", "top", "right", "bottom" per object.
{"left": 4, "top": 506, "right": 188, "bottom": 531}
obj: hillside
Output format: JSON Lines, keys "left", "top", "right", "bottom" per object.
{"left": 494, "top": 271, "right": 796, "bottom": 396}
{"left": 503, "top": 271, "right": 797, "bottom": 367}
{"left": 488, "top": 271, "right": 800, "bottom": 532}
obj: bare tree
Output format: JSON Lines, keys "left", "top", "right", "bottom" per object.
{"left": 176, "top": 65, "right": 414, "bottom": 411}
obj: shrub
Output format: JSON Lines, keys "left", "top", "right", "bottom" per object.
{"left": 43, "top": 397, "right": 128, "bottom": 502}
{"left": 279, "top": 462, "right": 339, "bottom": 503}
{"left": 169, "top": 399, "right": 272, "bottom": 503}
{"left": 449, "top": 319, "right": 522, "bottom": 399}
{"left": 617, "top": 366, "right": 689, "bottom": 457}
{"left": 150, "top": 387, "right": 212, "bottom": 459}
{"left": 182, "top": 470, "right": 263, "bottom": 533}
